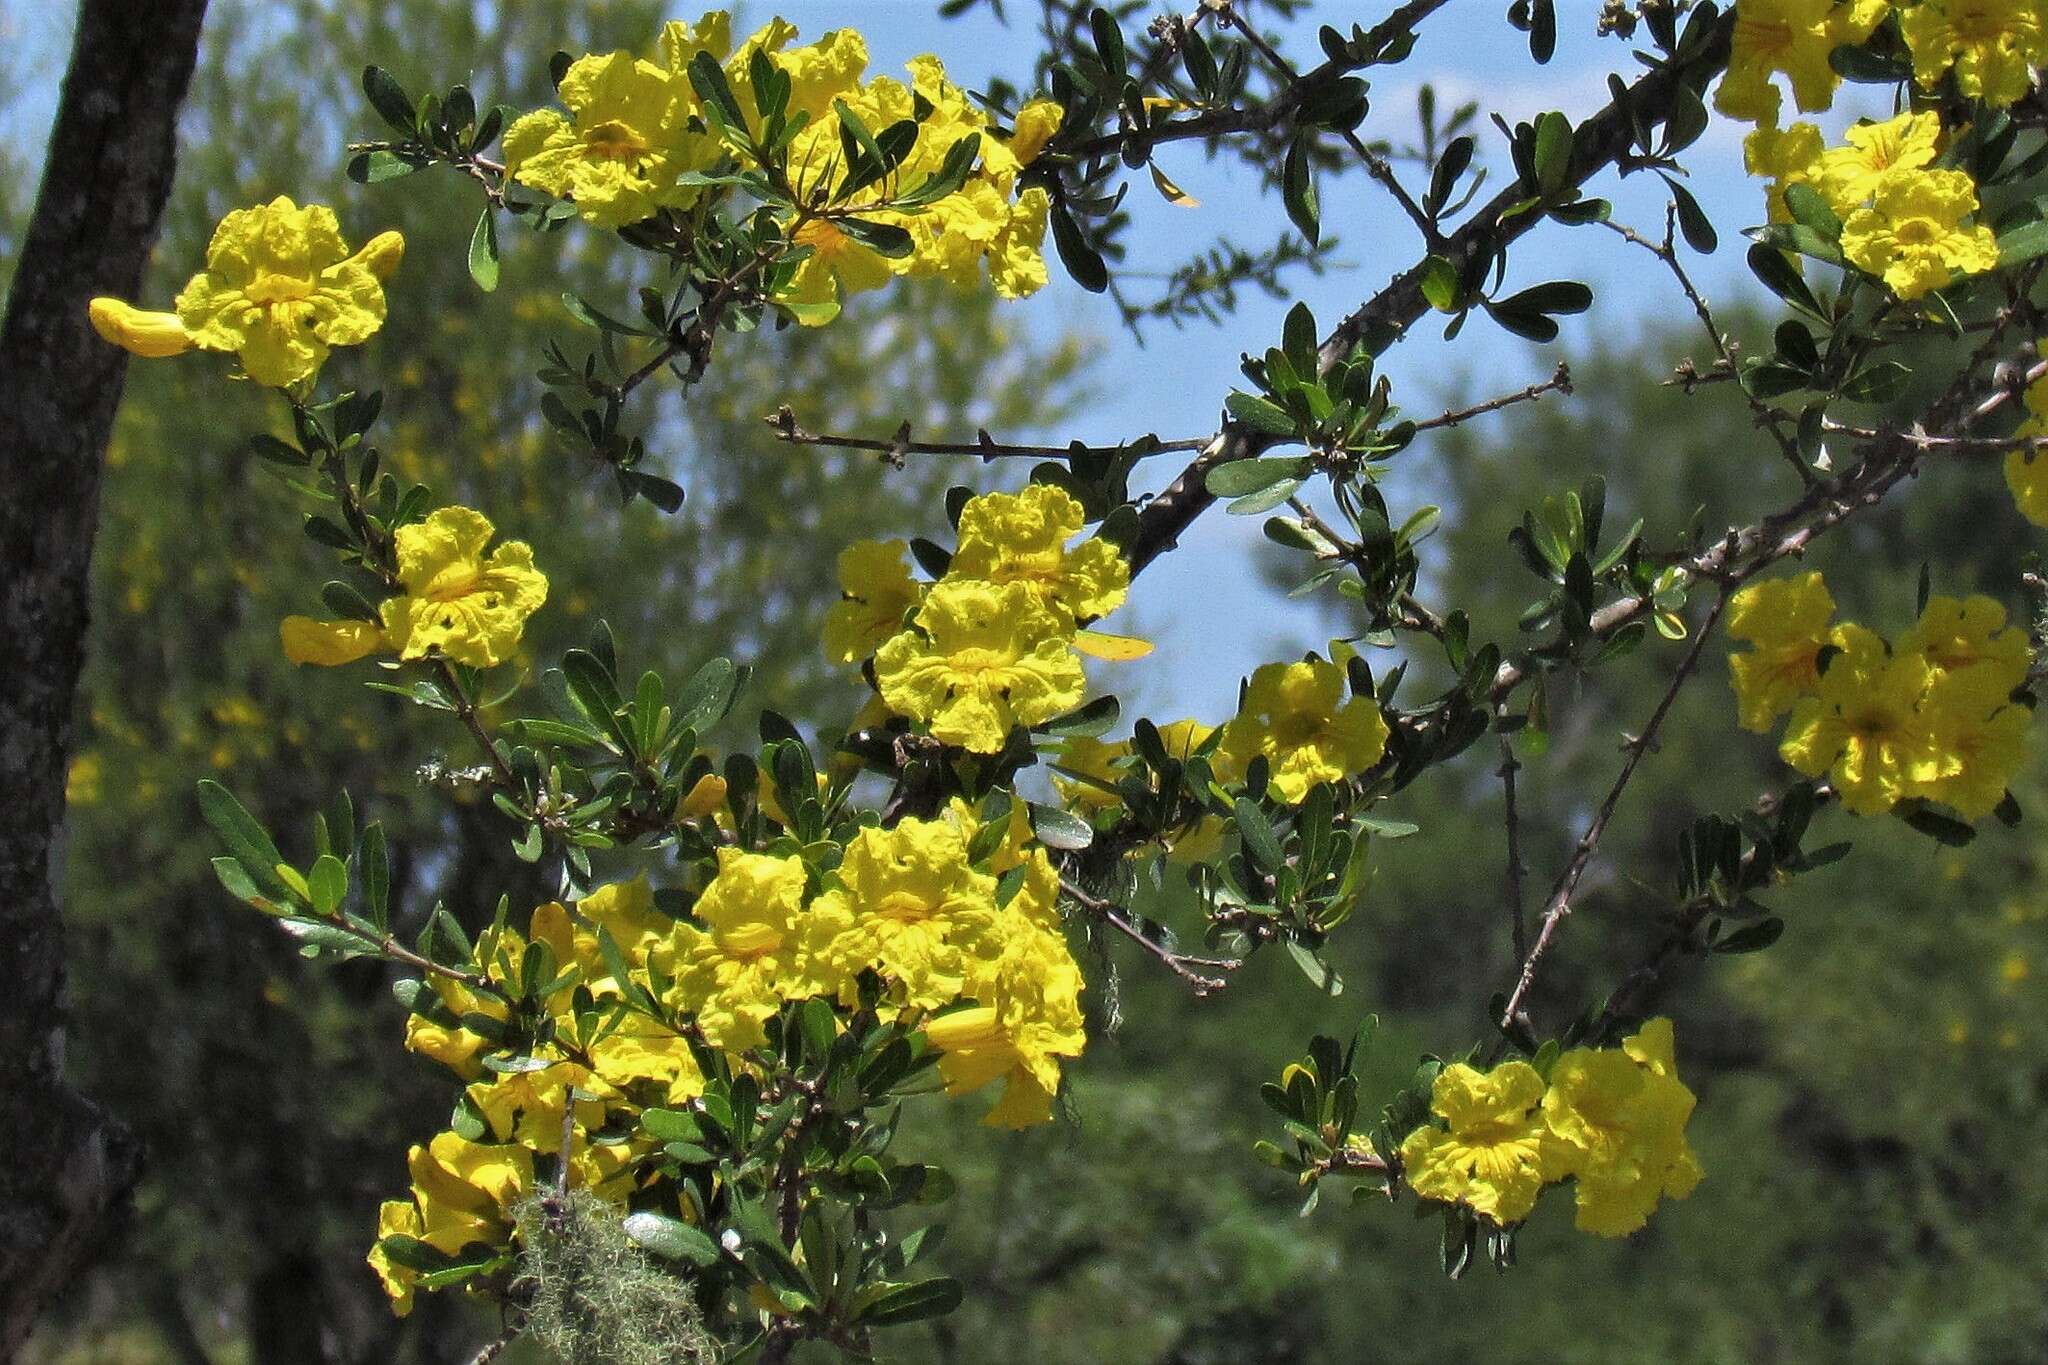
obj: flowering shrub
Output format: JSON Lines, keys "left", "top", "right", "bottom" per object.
{"left": 85, "top": 0, "right": 2048, "bottom": 1356}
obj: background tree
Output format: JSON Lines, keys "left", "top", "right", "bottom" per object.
{"left": 0, "top": 0, "right": 206, "bottom": 1352}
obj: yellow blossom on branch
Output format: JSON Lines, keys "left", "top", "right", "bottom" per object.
{"left": 1542, "top": 1019, "right": 1704, "bottom": 1237}
{"left": 1818, "top": 110, "right": 1942, "bottom": 214}
{"left": 502, "top": 48, "right": 711, "bottom": 230}
{"left": 1744, "top": 121, "right": 1825, "bottom": 222}
{"left": 658, "top": 847, "right": 848, "bottom": 1054}
{"left": 91, "top": 197, "right": 402, "bottom": 388}
{"left": 874, "top": 580, "right": 1087, "bottom": 753}
{"left": 822, "top": 538, "right": 923, "bottom": 665}
{"left": 946, "top": 483, "right": 1130, "bottom": 623}
{"left": 926, "top": 907, "right": 1086, "bottom": 1128}
{"left": 1399, "top": 1061, "right": 1566, "bottom": 1226}
{"left": 816, "top": 815, "right": 1000, "bottom": 1012}
{"left": 1901, "top": 0, "right": 2048, "bottom": 107}
{"left": 1216, "top": 657, "right": 1388, "bottom": 803}
{"left": 1727, "top": 570, "right": 1836, "bottom": 732}
{"left": 1839, "top": 167, "right": 1999, "bottom": 301}
{"left": 379, "top": 506, "right": 549, "bottom": 668}
{"left": 1714, "top": 0, "right": 1888, "bottom": 125}
{"left": 1779, "top": 623, "right": 1944, "bottom": 814}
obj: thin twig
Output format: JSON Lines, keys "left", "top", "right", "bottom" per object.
{"left": 764, "top": 405, "right": 1206, "bottom": 463}
{"left": 1497, "top": 723, "right": 1528, "bottom": 964}
{"left": 1410, "top": 362, "right": 1574, "bottom": 433}
{"left": 1600, "top": 212, "right": 1812, "bottom": 483}
{"left": 1216, "top": 3, "right": 1439, "bottom": 245}
{"left": 1497, "top": 584, "right": 1732, "bottom": 1029}
{"left": 1061, "top": 876, "right": 1240, "bottom": 994}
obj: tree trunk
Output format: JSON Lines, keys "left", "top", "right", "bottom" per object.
{"left": 0, "top": 0, "right": 209, "bottom": 1354}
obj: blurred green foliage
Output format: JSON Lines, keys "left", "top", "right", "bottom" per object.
{"left": 16, "top": 3, "right": 2048, "bottom": 1363}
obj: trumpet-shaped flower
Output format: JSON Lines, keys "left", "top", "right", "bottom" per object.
{"left": 948, "top": 484, "right": 1130, "bottom": 622}
{"left": 1542, "top": 1019, "right": 1703, "bottom": 1237}
{"left": 1915, "top": 660, "right": 2031, "bottom": 818}
{"left": 1715, "top": 0, "right": 1888, "bottom": 124}
{"left": 1818, "top": 111, "right": 1942, "bottom": 213}
{"left": 1745, "top": 121, "right": 1825, "bottom": 222}
{"left": 1216, "top": 657, "right": 1389, "bottom": 802}
{"left": 926, "top": 909, "right": 1085, "bottom": 1128}
{"left": 1900, "top": 594, "right": 2031, "bottom": 687}
{"left": 503, "top": 51, "right": 709, "bottom": 229}
{"left": 816, "top": 816, "right": 1000, "bottom": 1010}
{"left": 1780, "top": 624, "right": 1945, "bottom": 814}
{"left": 1727, "top": 571, "right": 1836, "bottom": 732}
{"left": 1399, "top": 1061, "right": 1567, "bottom": 1225}
{"left": 874, "top": 580, "right": 1087, "bottom": 753}
{"left": 1840, "top": 168, "right": 1999, "bottom": 301}
{"left": 660, "top": 848, "right": 848, "bottom": 1053}
{"left": 1901, "top": 0, "right": 2048, "bottom": 107}
{"left": 823, "top": 539, "right": 923, "bottom": 665}
{"left": 92, "top": 198, "right": 401, "bottom": 388}
{"left": 379, "top": 507, "right": 549, "bottom": 669}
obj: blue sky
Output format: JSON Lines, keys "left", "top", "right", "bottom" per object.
{"left": 7, "top": 2, "right": 1892, "bottom": 727}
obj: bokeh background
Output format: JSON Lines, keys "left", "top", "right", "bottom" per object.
{"left": 5, "top": 1, "right": 2046, "bottom": 1360}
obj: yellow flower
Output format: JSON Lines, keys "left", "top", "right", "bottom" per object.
{"left": 1216, "top": 658, "right": 1389, "bottom": 803}
{"left": 659, "top": 848, "right": 848, "bottom": 1054}
{"left": 403, "top": 1130, "right": 533, "bottom": 1258}
{"left": 92, "top": 198, "right": 400, "bottom": 388}
{"left": 874, "top": 580, "right": 1087, "bottom": 753}
{"left": 280, "top": 615, "right": 385, "bottom": 667}
{"left": 816, "top": 816, "right": 1000, "bottom": 1011}
{"left": 585, "top": 1018, "right": 707, "bottom": 1108}
{"left": 1902, "top": 0, "right": 2048, "bottom": 107}
{"left": 379, "top": 506, "right": 549, "bottom": 668}
{"left": 368, "top": 1199, "right": 424, "bottom": 1315}
{"left": 1818, "top": 111, "right": 1942, "bottom": 213}
{"left": 1916, "top": 659, "right": 2030, "bottom": 818}
{"left": 1727, "top": 571, "right": 1836, "bottom": 732}
{"left": 574, "top": 876, "right": 675, "bottom": 978}
{"left": 1542, "top": 1019, "right": 1703, "bottom": 1238}
{"left": 822, "top": 539, "right": 923, "bottom": 665}
{"left": 780, "top": 219, "right": 900, "bottom": 327}
{"left": 1840, "top": 167, "right": 1999, "bottom": 301}
{"left": 1004, "top": 99, "right": 1064, "bottom": 169}
{"left": 1715, "top": 0, "right": 1888, "bottom": 124}
{"left": 1780, "top": 623, "right": 1944, "bottom": 815}
{"left": 947, "top": 483, "right": 1130, "bottom": 622}
{"left": 403, "top": 971, "right": 509, "bottom": 1080}
{"left": 926, "top": 908, "right": 1086, "bottom": 1128}
{"left": 1399, "top": 1061, "right": 1567, "bottom": 1226}
{"left": 467, "top": 1060, "right": 616, "bottom": 1153}
{"left": 1900, "top": 594, "right": 2031, "bottom": 686}
{"left": 1745, "top": 121, "right": 1825, "bottom": 222}
{"left": 502, "top": 49, "right": 710, "bottom": 230}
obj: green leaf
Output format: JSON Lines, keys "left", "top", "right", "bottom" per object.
{"left": 345, "top": 149, "right": 423, "bottom": 184}
{"left": 467, "top": 208, "right": 499, "bottom": 292}
{"left": 308, "top": 854, "right": 348, "bottom": 916}
{"left": 1496, "top": 280, "right": 1592, "bottom": 317}
{"left": 834, "top": 217, "right": 915, "bottom": 259}
{"left": 1665, "top": 177, "right": 1717, "bottom": 253}
{"left": 1418, "top": 255, "right": 1461, "bottom": 312}
{"left": 1028, "top": 803, "right": 1094, "bottom": 851}
{"left": 1205, "top": 456, "right": 1311, "bottom": 497}
{"left": 686, "top": 49, "right": 748, "bottom": 138}
{"left": 1227, "top": 478, "right": 1305, "bottom": 517}
{"left": 1285, "top": 939, "right": 1342, "bottom": 995}
{"left": 856, "top": 1277, "right": 965, "bottom": 1327}
{"left": 1997, "top": 217, "right": 2048, "bottom": 267}
{"left": 1049, "top": 203, "right": 1108, "bottom": 293}
{"left": 1532, "top": 110, "right": 1572, "bottom": 193}
{"left": 362, "top": 66, "right": 417, "bottom": 135}
{"left": 676, "top": 656, "right": 742, "bottom": 736}
{"left": 1782, "top": 182, "right": 1842, "bottom": 241}
{"left": 1234, "top": 798, "right": 1285, "bottom": 872}
{"left": 196, "top": 782, "right": 287, "bottom": 894}
{"left": 621, "top": 1212, "right": 722, "bottom": 1266}
{"left": 1040, "top": 694, "right": 1120, "bottom": 737}
{"left": 1712, "top": 917, "right": 1785, "bottom": 954}
{"left": 1283, "top": 133, "right": 1321, "bottom": 247}
{"left": 1224, "top": 392, "right": 1298, "bottom": 436}
{"left": 360, "top": 822, "right": 390, "bottom": 928}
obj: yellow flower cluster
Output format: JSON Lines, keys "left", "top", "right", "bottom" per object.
{"left": 90, "top": 197, "right": 402, "bottom": 388}
{"left": 1746, "top": 111, "right": 1998, "bottom": 299}
{"left": 503, "top": 12, "right": 1061, "bottom": 325}
{"left": 282, "top": 505, "right": 548, "bottom": 670}
{"left": 846, "top": 483, "right": 1137, "bottom": 754}
{"left": 1717, "top": 1, "right": 2044, "bottom": 128}
{"left": 1728, "top": 572, "right": 2033, "bottom": 816}
{"left": 379, "top": 809, "right": 1088, "bottom": 1309}
{"left": 1398, "top": 1020, "right": 1702, "bottom": 1236}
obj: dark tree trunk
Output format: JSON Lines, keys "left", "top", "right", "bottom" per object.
{"left": 0, "top": 0, "right": 209, "bottom": 1354}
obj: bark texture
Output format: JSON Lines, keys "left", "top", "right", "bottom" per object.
{"left": 0, "top": 0, "right": 209, "bottom": 1353}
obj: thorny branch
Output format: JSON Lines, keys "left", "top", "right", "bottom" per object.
{"left": 1061, "top": 876, "right": 1241, "bottom": 994}
{"left": 763, "top": 405, "right": 1207, "bottom": 464}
